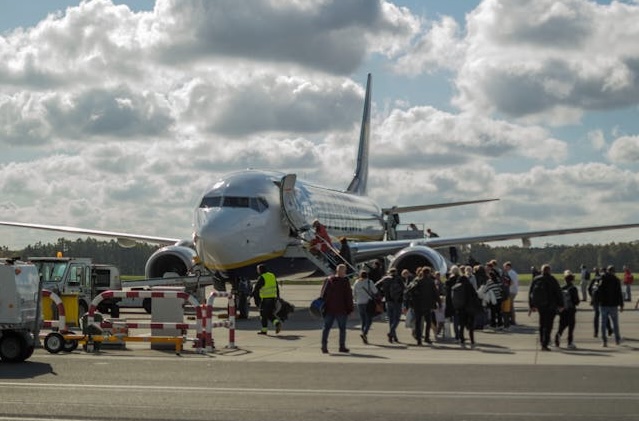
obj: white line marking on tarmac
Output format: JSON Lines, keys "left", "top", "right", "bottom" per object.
{"left": 0, "top": 382, "right": 638, "bottom": 399}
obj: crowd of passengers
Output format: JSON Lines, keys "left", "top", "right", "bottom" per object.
{"left": 350, "top": 259, "right": 629, "bottom": 350}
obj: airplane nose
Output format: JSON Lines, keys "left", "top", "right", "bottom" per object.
{"left": 195, "top": 210, "right": 229, "bottom": 266}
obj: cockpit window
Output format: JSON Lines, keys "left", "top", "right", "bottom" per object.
{"left": 199, "top": 196, "right": 268, "bottom": 213}
{"left": 224, "top": 197, "right": 249, "bottom": 208}
{"left": 199, "top": 196, "right": 221, "bottom": 208}
{"left": 251, "top": 197, "right": 269, "bottom": 213}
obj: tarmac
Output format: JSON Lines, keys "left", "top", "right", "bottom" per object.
{"left": 10, "top": 284, "right": 639, "bottom": 421}
{"left": 55, "top": 284, "right": 639, "bottom": 367}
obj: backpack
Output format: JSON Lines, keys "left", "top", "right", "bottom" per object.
{"left": 530, "top": 279, "right": 550, "bottom": 308}
{"left": 589, "top": 279, "right": 601, "bottom": 304}
{"left": 451, "top": 281, "right": 467, "bottom": 310}
{"left": 562, "top": 286, "right": 575, "bottom": 310}
{"left": 388, "top": 277, "right": 404, "bottom": 302}
{"left": 404, "top": 282, "right": 418, "bottom": 308}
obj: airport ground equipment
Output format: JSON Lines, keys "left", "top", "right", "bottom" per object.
{"left": 40, "top": 289, "right": 237, "bottom": 355}
{"left": 204, "top": 290, "right": 236, "bottom": 351}
{"left": 32, "top": 256, "right": 122, "bottom": 317}
{"left": 84, "top": 289, "right": 203, "bottom": 355}
{"left": 0, "top": 258, "right": 41, "bottom": 362}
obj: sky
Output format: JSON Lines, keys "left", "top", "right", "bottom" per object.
{"left": 1, "top": 0, "right": 639, "bottom": 251}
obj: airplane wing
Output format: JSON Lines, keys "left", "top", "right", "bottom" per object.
{"left": 381, "top": 198, "right": 499, "bottom": 215}
{"left": 350, "top": 222, "right": 639, "bottom": 262}
{"left": 0, "top": 221, "right": 179, "bottom": 248}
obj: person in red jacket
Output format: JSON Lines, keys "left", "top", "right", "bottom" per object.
{"left": 320, "top": 264, "right": 353, "bottom": 354}
{"left": 310, "top": 219, "right": 332, "bottom": 255}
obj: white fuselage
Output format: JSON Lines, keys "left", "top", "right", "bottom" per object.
{"left": 193, "top": 169, "right": 384, "bottom": 277}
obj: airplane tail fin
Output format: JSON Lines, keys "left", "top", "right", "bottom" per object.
{"left": 346, "top": 73, "right": 371, "bottom": 196}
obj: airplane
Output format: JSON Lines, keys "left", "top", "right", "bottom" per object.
{"left": 2, "top": 73, "right": 639, "bottom": 285}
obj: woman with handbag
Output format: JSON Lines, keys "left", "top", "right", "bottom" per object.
{"left": 353, "top": 271, "right": 378, "bottom": 344}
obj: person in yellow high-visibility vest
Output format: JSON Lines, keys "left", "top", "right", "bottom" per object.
{"left": 253, "top": 264, "right": 282, "bottom": 335}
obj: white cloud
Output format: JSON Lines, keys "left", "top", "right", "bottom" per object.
{"left": 608, "top": 135, "right": 639, "bottom": 163}
{"left": 0, "top": 0, "right": 639, "bottom": 251}
{"left": 442, "top": 0, "right": 639, "bottom": 122}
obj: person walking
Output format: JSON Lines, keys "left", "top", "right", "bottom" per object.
{"left": 588, "top": 267, "right": 612, "bottom": 338}
{"left": 338, "top": 237, "right": 353, "bottom": 267}
{"left": 376, "top": 267, "right": 405, "bottom": 343}
{"left": 253, "top": 264, "right": 282, "bottom": 335}
{"left": 503, "top": 262, "right": 519, "bottom": 325}
{"left": 598, "top": 265, "right": 624, "bottom": 347}
{"left": 404, "top": 266, "right": 439, "bottom": 345}
{"left": 352, "top": 270, "right": 377, "bottom": 344}
{"left": 528, "top": 264, "right": 563, "bottom": 351}
{"left": 320, "top": 264, "right": 354, "bottom": 353}
{"left": 451, "top": 267, "right": 480, "bottom": 348}
{"left": 623, "top": 266, "right": 634, "bottom": 302}
{"left": 555, "top": 270, "right": 580, "bottom": 349}
{"left": 580, "top": 264, "right": 591, "bottom": 302}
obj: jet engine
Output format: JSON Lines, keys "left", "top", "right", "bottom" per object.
{"left": 144, "top": 244, "right": 198, "bottom": 278}
{"left": 388, "top": 245, "right": 448, "bottom": 275}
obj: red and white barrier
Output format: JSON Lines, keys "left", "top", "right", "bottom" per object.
{"left": 205, "top": 290, "right": 236, "bottom": 351}
{"left": 87, "top": 290, "right": 204, "bottom": 352}
{"left": 41, "top": 289, "right": 67, "bottom": 333}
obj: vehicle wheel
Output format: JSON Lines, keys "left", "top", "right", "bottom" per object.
{"left": 44, "top": 332, "right": 65, "bottom": 354}
{"left": 21, "top": 345, "right": 35, "bottom": 361}
{"left": 143, "top": 298, "right": 152, "bottom": 314}
{"left": 62, "top": 332, "right": 78, "bottom": 352}
{"left": 0, "top": 331, "right": 27, "bottom": 363}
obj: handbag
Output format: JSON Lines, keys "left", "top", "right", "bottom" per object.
{"left": 309, "top": 297, "right": 325, "bottom": 318}
{"left": 364, "top": 280, "right": 384, "bottom": 317}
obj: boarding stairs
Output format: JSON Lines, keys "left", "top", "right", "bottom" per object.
{"left": 284, "top": 235, "right": 358, "bottom": 277}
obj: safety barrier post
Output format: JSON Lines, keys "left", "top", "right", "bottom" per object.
{"left": 41, "top": 289, "right": 67, "bottom": 333}
{"left": 87, "top": 290, "right": 202, "bottom": 353}
{"left": 205, "top": 290, "right": 236, "bottom": 351}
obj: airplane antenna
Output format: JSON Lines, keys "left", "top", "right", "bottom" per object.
{"left": 346, "top": 73, "right": 371, "bottom": 196}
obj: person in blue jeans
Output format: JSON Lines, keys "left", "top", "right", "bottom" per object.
{"left": 320, "top": 264, "right": 354, "bottom": 353}
{"left": 598, "top": 265, "right": 624, "bottom": 347}
{"left": 375, "top": 267, "right": 405, "bottom": 343}
{"left": 352, "top": 271, "right": 377, "bottom": 344}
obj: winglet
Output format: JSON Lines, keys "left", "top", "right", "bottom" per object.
{"left": 346, "top": 73, "right": 371, "bottom": 196}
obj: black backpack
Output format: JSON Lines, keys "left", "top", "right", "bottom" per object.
{"left": 562, "top": 286, "right": 576, "bottom": 310}
{"left": 451, "top": 282, "right": 467, "bottom": 310}
{"left": 388, "top": 277, "right": 404, "bottom": 302}
{"left": 531, "top": 279, "right": 550, "bottom": 308}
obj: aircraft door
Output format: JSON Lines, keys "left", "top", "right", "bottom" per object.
{"left": 280, "top": 174, "right": 310, "bottom": 234}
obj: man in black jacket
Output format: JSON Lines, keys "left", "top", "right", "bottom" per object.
{"left": 529, "top": 264, "right": 563, "bottom": 351}
{"left": 598, "top": 265, "right": 624, "bottom": 347}
{"left": 376, "top": 268, "right": 404, "bottom": 343}
{"left": 405, "top": 266, "right": 439, "bottom": 345}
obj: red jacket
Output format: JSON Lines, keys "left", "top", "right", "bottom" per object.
{"left": 321, "top": 276, "right": 353, "bottom": 316}
{"left": 311, "top": 223, "right": 332, "bottom": 252}
{"left": 624, "top": 270, "right": 634, "bottom": 285}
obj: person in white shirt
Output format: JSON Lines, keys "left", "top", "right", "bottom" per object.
{"left": 503, "top": 261, "right": 519, "bottom": 326}
{"left": 352, "top": 271, "right": 378, "bottom": 344}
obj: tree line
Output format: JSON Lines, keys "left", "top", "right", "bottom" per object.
{"left": 465, "top": 242, "right": 639, "bottom": 274}
{"left": 2, "top": 237, "right": 638, "bottom": 276}
{"left": 0, "top": 237, "right": 157, "bottom": 276}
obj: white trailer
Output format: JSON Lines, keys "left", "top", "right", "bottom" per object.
{"left": 0, "top": 258, "right": 40, "bottom": 362}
